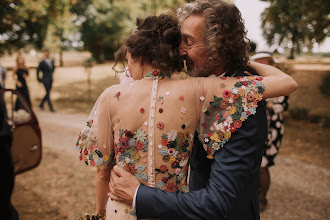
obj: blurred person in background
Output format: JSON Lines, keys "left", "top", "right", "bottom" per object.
{"left": 37, "top": 49, "right": 55, "bottom": 112}
{"left": 13, "top": 55, "right": 31, "bottom": 110}
{"left": 0, "top": 53, "right": 7, "bottom": 89}
{"left": 0, "top": 91, "right": 19, "bottom": 220}
{"left": 251, "top": 52, "right": 290, "bottom": 212}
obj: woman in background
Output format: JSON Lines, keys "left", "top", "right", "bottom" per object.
{"left": 251, "top": 52, "right": 290, "bottom": 212}
{"left": 13, "top": 55, "right": 31, "bottom": 110}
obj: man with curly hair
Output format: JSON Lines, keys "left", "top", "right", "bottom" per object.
{"left": 110, "top": 1, "right": 267, "bottom": 219}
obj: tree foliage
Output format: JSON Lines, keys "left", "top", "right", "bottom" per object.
{"left": 260, "top": 0, "right": 330, "bottom": 59}
{"left": 72, "top": 0, "right": 129, "bottom": 62}
{"left": 0, "top": 0, "right": 207, "bottom": 59}
{"left": 0, "top": 0, "right": 49, "bottom": 52}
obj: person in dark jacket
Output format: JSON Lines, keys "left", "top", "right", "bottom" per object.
{"left": 37, "top": 49, "right": 55, "bottom": 112}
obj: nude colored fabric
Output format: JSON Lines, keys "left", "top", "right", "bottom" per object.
{"left": 76, "top": 74, "right": 264, "bottom": 219}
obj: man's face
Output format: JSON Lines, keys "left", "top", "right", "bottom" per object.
{"left": 44, "top": 51, "right": 49, "bottom": 58}
{"left": 179, "top": 14, "right": 209, "bottom": 77}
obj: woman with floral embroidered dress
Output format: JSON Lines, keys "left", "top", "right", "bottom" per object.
{"left": 76, "top": 13, "right": 297, "bottom": 219}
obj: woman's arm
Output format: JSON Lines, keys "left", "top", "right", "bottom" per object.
{"left": 96, "top": 168, "right": 111, "bottom": 216}
{"left": 248, "top": 61, "right": 298, "bottom": 99}
{"left": 94, "top": 88, "right": 114, "bottom": 216}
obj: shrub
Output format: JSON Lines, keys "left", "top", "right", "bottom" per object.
{"left": 289, "top": 107, "right": 309, "bottom": 120}
{"left": 319, "top": 71, "right": 330, "bottom": 97}
{"left": 308, "top": 114, "right": 323, "bottom": 123}
{"left": 321, "top": 115, "right": 330, "bottom": 128}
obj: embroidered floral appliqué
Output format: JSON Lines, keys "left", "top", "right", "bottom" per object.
{"left": 116, "top": 129, "right": 148, "bottom": 181}
{"left": 156, "top": 129, "right": 192, "bottom": 192}
{"left": 76, "top": 120, "right": 115, "bottom": 168}
{"left": 201, "top": 76, "right": 265, "bottom": 159}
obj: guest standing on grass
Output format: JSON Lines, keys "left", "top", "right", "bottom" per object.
{"left": 37, "top": 49, "right": 55, "bottom": 112}
{"left": 13, "top": 55, "right": 31, "bottom": 110}
{"left": 0, "top": 53, "right": 7, "bottom": 89}
{"left": 251, "top": 51, "right": 290, "bottom": 212}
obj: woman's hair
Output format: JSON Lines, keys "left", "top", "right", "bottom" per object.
{"left": 177, "top": 0, "right": 250, "bottom": 75}
{"left": 114, "top": 13, "right": 183, "bottom": 74}
{"left": 16, "top": 55, "right": 27, "bottom": 69}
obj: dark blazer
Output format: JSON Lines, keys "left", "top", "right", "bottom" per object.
{"left": 135, "top": 68, "right": 267, "bottom": 220}
{"left": 37, "top": 59, "right": 55, "bottom": 83}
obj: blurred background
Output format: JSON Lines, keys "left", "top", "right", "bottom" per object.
{"left": 1, "top": 0, "right": 329, "bottom": 219}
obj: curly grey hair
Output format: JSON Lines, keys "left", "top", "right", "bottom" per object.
{"left": 177, "top": 0, "right": 250, "bottom": 75}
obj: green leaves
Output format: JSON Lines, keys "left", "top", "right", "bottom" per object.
{"left": 210, "top": 95, "right": 223, "bottom": 107}
{"left": 261, "top": 0, "right": 330, "bottom": 58}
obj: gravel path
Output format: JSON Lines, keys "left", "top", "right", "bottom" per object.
{"left": 34, "top": 110, "right": 330, "bottom": 220}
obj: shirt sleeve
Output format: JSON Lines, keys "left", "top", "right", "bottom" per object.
{"left": 198, "top": 76, "right": 265, "bottom": 159}
{"left": 75, "top": 87, "right": 115, "bottom": 168}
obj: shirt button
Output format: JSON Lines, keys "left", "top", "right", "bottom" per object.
{"left": 149, "top": 124, "right": 153, "bottom": 128}
{"left": 150, "top": 115, "right": 153, "bottom": 119}
{"left": 149, "top": 134, "right": 152, "bottom": 138}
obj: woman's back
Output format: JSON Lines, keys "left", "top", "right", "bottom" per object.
{"left": 77, "top": 72, "right": 264, "bottom": 219}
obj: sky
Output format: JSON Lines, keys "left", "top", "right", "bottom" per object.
{"left": 233, "top": 0, "right": 330, "bottom": 53}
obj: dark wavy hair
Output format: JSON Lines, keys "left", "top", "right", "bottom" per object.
{"left": 114, "top": 13, "right": 183, "bottom": 75}
{"left": 177, "top": 0, "right": 250, "bottom": 75}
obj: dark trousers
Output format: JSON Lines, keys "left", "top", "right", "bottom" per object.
{"left": 40, "top": 81, "right": 53, "bottom": 110}
{"left": 15, "top": 85, "right": 31, "bottom": 111}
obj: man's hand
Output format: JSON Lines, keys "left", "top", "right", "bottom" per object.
{"left": 109, "top": 165, "right": 140, "bottom": 205}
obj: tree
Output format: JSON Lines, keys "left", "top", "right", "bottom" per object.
{"left": 46, "top": 0, "right": 75, "bottom": 66}
{"left": 74, "top": 0, "right": 129, "bottom": 62}
{"left": 260, "top": 0, "right": 330, "bottom": 59}
{"left": 0, "top": 0, "right": 72, "bottom": 54}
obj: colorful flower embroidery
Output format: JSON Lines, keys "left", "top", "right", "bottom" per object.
{"left": 165, "top": 182, "right": 179, "bottom": 192}
{"left": 200, "top": 96, "right": 205, "bottom": 101}
{"left": 144, "top": 69, "right": 170, "bottom": 80}
{"left": 155, "top": 129, "right": 191, "bottom": 193}
{"left": 179, "top": 96, "right": 184, "bottom": 101}
{"left": 157, "top": 122, "right": 165, "bottom": 130}
{"left": 140, "top": 108, "right": 144, "bottom": 113}
{"left": 158, "top": 96, "right": 164, "bottom": 104}
{"left": 159, "top": 108, "right": 163, "bottom": 113}
{"left": 152, "top": 69, "right": 159, "bottom": 76}
{"left": 181, "top": 107, "right": 187, "bottom": 114}
{"left": 202, "top": 76, "right": 265, "bottom": 159}
{"left": 76, "top": 120, "right": 115, "bottom": 168}
{"left": 125, "top": 164, "right": 137, "bottom": 175}
{"left": 223, "top": 90, "right": 231, "bottom": 98}
{"left": 114, "top": 92, "right": 120, "bottom": 100}
{"left": 115, "top": 128, "right": 149, "bottom": 181}
{"left": 134, "top": 128, "right": 147, "bottom": 143}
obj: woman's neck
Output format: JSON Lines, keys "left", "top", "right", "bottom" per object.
{"left": 141, "top": 64, "right": 156, "bottom": 78}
